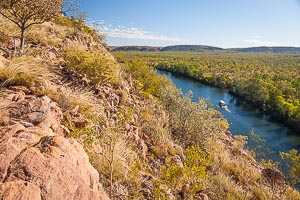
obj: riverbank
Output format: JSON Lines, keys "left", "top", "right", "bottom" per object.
{"left": 157, "top": 70, "right": 300, "bottom": 153}
{"left": 141, "top": 51, "right": 300, "bottom": 133}
{"left": 157, "top": 66, "right": 300, "bottom": 131}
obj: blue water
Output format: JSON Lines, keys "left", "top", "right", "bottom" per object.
{"left": 157, "top": 70, "right": 300, "bottom": 154}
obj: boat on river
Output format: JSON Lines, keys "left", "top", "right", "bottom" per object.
{"left": 219, "top": 100, "right": 227, "bottom": 107}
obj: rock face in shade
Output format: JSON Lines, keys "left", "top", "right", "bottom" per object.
{"left": 0, "top": 87, "right": 110, "bottom": 200}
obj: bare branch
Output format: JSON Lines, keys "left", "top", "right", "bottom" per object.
{"left": 0, "top": 46, "right": 12, "bottom": 57}
{"left": 0, "top": 11, "right": 20, "bottom": 27}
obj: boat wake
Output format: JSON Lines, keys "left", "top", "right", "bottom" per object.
{"left": 224, "top": 106, "right": 231, "bottom": 113}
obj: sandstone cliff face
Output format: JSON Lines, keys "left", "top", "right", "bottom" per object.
{"left": 0, "top": 87, "right": 109, "bottom": 200}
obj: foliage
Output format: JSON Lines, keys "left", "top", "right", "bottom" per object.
{"left": 114, "top": 51, "right": 300, "bottom": 198}
{"left": 91, "top": 133, "right": 136, "bottom": 198}
{"left": 65, "top": 50, "right": 117, "bottom": 84}
{"left": 162, "top": 91, "right": 226, "bottom": 147}
{"left": 157, "top": 146, "right": 208, "bottom": 199}
{"left": 42, "top": 85, "right": 94, "bottom": 113}
{"left": 117, "top": 56, "right": 173, "bottom": 97}
{"left": 0, "top": 0, "right": 63, "bottom": 53}
{"left": 280, "top": 149, "right": 300, "bottom": 188}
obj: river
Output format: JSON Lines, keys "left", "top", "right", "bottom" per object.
{"left": 157, "top": 70, "right": 300, "bottom": 158}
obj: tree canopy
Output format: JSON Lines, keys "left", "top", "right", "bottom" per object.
{"left": 0, "top": 0, "right": 63, "bottom": 53}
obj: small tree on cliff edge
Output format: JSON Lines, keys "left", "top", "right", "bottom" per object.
{"left": 0, "top": 0, "right": 63, "bottom": 54}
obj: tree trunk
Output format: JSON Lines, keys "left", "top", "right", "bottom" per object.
{"left": 20, "top": 25, "right": 25, "bottom": 55}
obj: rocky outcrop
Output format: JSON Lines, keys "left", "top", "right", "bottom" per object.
{"left": 0, "top": 87, "right": 109, "bottom": 200}
{"left": 262, "top": 168, "right": 285, "bottom": 187}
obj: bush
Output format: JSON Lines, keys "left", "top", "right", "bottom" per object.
{"left": 156, "top": 146, "right": 208, "bottom": 199}
{"left": 160, "top": 90, "right": 226, "bottom": 147}
{"left": 41, "top": 84, "right": 94, "bottom": 113}
{"left": 280, "top": 149, "right": 300, "bottom": 189}
{"left": 65, "top": 50, "right": 117, "bottom": 84}
{"left": 119, "top": 56, "right": 174, "bottom": 97}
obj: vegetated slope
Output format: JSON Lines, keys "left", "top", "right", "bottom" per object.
{"left": 112, "top": 44, "right": 300, "bottom": 54}
{"left": 1, "top": 14, "right": 300, "bottom": 199}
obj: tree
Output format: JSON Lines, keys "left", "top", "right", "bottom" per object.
{"left": 0, "top": 0, "right": 63, "bottom": 54}
{"left": 280, "top": 149, "right": 300, "bottom": 189}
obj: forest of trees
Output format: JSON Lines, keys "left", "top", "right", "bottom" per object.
{"left": 114, "top": 51, "right": 300, "bottom": 131}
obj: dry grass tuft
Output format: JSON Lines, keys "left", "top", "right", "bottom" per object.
{"left": 0, "top": 56, "right": 53, "bottom": 87}
{"left": 64, "top": 40, "right": 89, "bottom": 51}
{"left": 27, "top": 22, "right": 73, "bottom": 46}
{"left": 90, "top": 134, "right": 138, "bottom": 183}
{"left": 41, "top": 82, "right": 94, "bottom": 112}
{"left": 208, "top": 172, "right": 253, "bottom": 200}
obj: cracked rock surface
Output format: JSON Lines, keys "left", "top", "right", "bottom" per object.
{"left": 0, "top": 87, "right": 109, "bottom": 200}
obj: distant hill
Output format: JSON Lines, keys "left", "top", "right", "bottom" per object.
{"left": 160, "top": 45, "right": 224, "bottom": 52}
{"left": 229, "top": 46, "right": 300, "bottom": 54}
{"left": 111, "top": 45, "right": 300, "bottom": 54}
{"left": 110, "top": 46, "right": 161, "bottom": 52}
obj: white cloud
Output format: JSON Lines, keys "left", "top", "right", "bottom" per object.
{"left": 87, "top": 20, "right": 184, "bottom": 42}
{"left": 243, "top": 38, "right": 280, "bottom": 46}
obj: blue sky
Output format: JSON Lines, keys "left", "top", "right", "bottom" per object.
{"left": 79, "top": 0, "right": 300, "bottom": 48}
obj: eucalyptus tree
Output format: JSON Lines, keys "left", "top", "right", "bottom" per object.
{"left": 0, "top": 0, "right": 63, "bottom": 54}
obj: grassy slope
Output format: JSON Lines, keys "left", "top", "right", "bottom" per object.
{"left": 0, "top": 15, "right": 300, "bottom": 199}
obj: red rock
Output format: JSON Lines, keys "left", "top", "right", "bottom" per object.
{"left": 8, "top": 86, "right": 31, "bottom": 95}
{"left": 0, "top": 88, "right": 110, "bottom": 200}
{"left": 262, "top": 168, "right": 284, "bottom": 187}
{"left": 0, "top": 180, "right": 41, "bottom": 200}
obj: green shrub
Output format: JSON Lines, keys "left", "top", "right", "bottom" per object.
{"left": 280, "top": 149, "right": 300, "bottom": 188}
{"left": 119, "top": 56, "right": 174, "bottom": 97}
{"left": 157, "top": 146, "right": 208, "bottom": 199}
{"left": 65, "top": 50, "right": 117, "bottom": 84}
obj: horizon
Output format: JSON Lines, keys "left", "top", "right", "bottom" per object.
{"left": 79, "top": 0, "right": 300, "bottom": 48}
{"left": 110, "top": 44, "right": 300, "bottom": 48}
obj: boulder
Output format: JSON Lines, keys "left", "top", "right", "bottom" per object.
{"left": 0, "top": 88, "right": 110, "bottom": 200}
{"left": 262, "top": 168, "right": 284, "bottom": 187}
{"left": 0, "top": 180, "right": 41, "bottom": 200}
